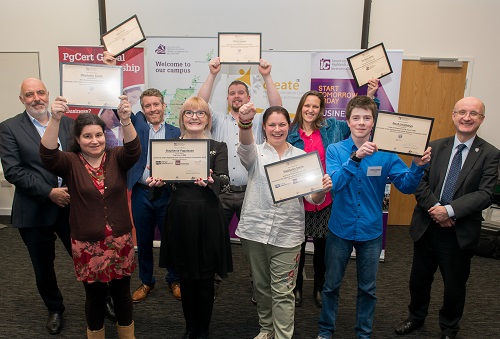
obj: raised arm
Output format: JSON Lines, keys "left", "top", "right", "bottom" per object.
{"left": 238, "top": 103, "right": 257, "bottom": 145}
{"left": 198, "top": 57, "right": 221, "bottom": 103}
{"left": 116, "top": 95, "right": 137, "bottom": 143}
{"left": 259, "top": 59, "right": 282, "bottom": 106}
{"left": 41, "top": 96, "right": 67, "bottom": 150}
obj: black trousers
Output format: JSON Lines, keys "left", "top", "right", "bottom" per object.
{"left": 408, "top": 223, "right": 474, "bottom": 336}
{"left": 18, "top": 217, "right": 71, "bottom": 313}
{"left": 296, "top": 236, "right": 327, "bottom": 292}
{"left": 83, "top": 276, "right": 133, "bottom": 330}
{"left": 180, "top": 277, "right": 215, "bottom": 336}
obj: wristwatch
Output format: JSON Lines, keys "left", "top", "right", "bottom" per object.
{"left": 350, "top": 151, "right": 362, "bottom": 163}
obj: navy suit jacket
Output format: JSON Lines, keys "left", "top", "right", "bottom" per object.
{"left": 409, "top": 136, "right": 500, "bottom": 250}
{"left": 127, "top": 112, "right": 180, "bottom": 189}
{"left": 0, "top": 111, "right": 74, "bottom": 228}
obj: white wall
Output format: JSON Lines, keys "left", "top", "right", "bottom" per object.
{"left": 0, "top": 0, "right": 498, "bottom": 214}
{"left": 369, "top": 0, "right": 499, "bottom": 147}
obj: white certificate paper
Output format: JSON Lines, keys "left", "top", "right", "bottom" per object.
{"left": 150, "top": 139, "right": 210, "bottom": 182}
{"left": 101, "top": 15, "right": 146, "bottom": 57}
{"left": 347, "top": 43, "right": 393, "bottom": 87}
{"left": 60, "top": 63, "right": 123, "bottom": 109}
{"left": 218, "top": 32, "right": 262, "bottom": 64}
{"left": 372, "top": 111, "right": 434, "bottom": 156}
{"left": 264, "top": 151, "right": 324, "bottom": 204}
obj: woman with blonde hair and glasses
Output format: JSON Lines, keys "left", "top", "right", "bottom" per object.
{"left": 147, "top": 97, "right": 232, "bottom": 339}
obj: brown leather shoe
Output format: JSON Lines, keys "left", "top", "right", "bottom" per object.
{"left": 169, "top": 282, "right": 181, "bottom": 300}
{"left": 132, "top": 284, "right": 154, "bottom": 303}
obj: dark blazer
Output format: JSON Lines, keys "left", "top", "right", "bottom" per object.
{"left": 127, "top": 111, "right": 180, "bottom": 189}
{"left": 0, "top": 111, "right": 74, "bottom": 228}
{"left": 409, "top": 136, "right": 500, "bottom": 250}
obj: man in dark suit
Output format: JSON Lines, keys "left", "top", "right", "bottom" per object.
{"left": 128, "top": 88, "right": 181, "bottom": 302}
{"left": 0, "top": 78, "right": 74, "bottom": 334}
{"left": 395, "top": 97, "right": 500, "bottom": 339}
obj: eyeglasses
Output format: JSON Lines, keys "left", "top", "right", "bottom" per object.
{"left": 453, "top": 110, "right": 484, "bottom": 118}
{"left": 184, "top": 110, "right": 207, "bottom": 118}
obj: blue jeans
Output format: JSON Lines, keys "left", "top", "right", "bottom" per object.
{"left": 318, "top": 231, "right": 382, "bottom": 339}
{"left": 131, "top": 184, "right": 179, "bottom": 285}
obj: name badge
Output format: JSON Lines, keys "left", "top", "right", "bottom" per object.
{"left": 367, "top": 166, "right": 382, "bottom": 177}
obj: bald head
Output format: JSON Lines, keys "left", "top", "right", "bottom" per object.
{"left": 454, "top": 97, "right": 485, "bottom": 115}
{"left": 19, "top": 78, "right": 50, "bottom": 122}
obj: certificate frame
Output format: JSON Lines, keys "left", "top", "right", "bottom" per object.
{"left": 218, "top": 32, "right": 262, "bottom": 64}
{"left": 371, "top": 110, "right": 434, "bottom": 157}
{"left": 150, "top": 139, "right": 210, "bottom": 182}
{"left": 101, "top": 14, "right": 146, "bottom": 57}
{"left": 347, "top": 43, "right": 393, "bottom": 88}
{"left": 264, "top": 151, "right": 325, "bottom": 204}
{"left": 60, "top": 63, "right": 123, "bottom": 109}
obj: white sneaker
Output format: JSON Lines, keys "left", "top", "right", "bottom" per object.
{"left": 254, "top": 331, "right": 275, "bottom": 339}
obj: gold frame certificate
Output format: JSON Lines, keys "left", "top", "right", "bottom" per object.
{"left": 347, "top": 43, "right": 393, "bottom": 87}
{"left": 264, "top": 151, "right": 325, "bottom": 204}
{"left": 150, "top": 139, "right": 210, "bottom": 182}
{"left": 218, "top": 32, "right": 262, "bottom": 64}
{"left": 372, "top": 111, "right": 434, "bottom": 157}
{"left": 60, "top": 63, "right": 123, "bottom": 109}
{"left": 101, "top": 15, "right": 146, "bottom": 57}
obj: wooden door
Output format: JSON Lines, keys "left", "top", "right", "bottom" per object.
{"left": 387, "top": 60, "right": 468, "bottom": 225}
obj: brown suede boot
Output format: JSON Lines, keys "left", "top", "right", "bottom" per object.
{"left": 116, "top": 320, "right": 135, "bottom": 339}
{"left": 86, "top": 327, "right": 104, "bottom": 339}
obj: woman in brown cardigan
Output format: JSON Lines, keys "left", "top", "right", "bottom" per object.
{"left": 40, "top": 95, "right": 140, "bottom": 339}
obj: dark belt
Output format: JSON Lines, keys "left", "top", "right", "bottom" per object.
{"left": 136, "top": 183, "right": 164, "bottom": 200}
{"left": 230, "top": 185, "right": 247, "bottom": 192}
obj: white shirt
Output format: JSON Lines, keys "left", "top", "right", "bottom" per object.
{"left": 236, "top": 142, "right": 315, "bottom": 248}
{"left": 211, "top": 106, "right": 264, "bottom": 186}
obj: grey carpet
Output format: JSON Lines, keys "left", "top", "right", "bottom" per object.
{"left": 0, "top": 224, "right": 499, "bottom": 338}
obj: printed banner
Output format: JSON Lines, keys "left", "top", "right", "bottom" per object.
{"left": 311, "top": 49, "right": 403, "bottom": 119}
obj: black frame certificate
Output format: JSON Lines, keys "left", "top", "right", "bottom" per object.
{"left": 101, "top": 15, "right": 146, "bottom": 57}
{"left": 347, "top": 43, "right": 393, "bottom": 87}
{"left": 218, "top": 32, "right": 262, "bottom": 64}
{"left": 372, "top": 111, "right": 434, "bottom": 157}
{"left": 150, "top": 139, "right": 210, "bottom": 182}
{"left": 264, "top": 151, "right": 325, "bottom": 204}
{"left": 60, "top": 63, "right": 123, "bottom": 109}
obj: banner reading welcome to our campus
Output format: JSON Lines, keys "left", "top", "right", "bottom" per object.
{"left": 311, "top": 50, "right": 403, "bottom": 118}
{"left": 145, "top": 37, "right": 311, "bottom": 128}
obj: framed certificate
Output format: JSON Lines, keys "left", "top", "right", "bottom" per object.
{"left": 101, "top": 15, "right": 146, "bottom": 57}
{"left": 371, "top": 111, "right": 434, "bottom": 157}
{"left": 347, "top": 43, "right": 393, "bottom": 87}
{"left": 264, "top": 151, "right": 325, "bottom": 204}
{"left": 218, "top": 32, "right": 262, "bottom": 64}
{"left": 60, "top": 63, "right": 123, "bottom": 109}
{"left": 150, "top": 139, "right": 210, "bottom": 182}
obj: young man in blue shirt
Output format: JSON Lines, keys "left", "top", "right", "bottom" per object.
{"left": 317, "top": 96, "right": 432, "bottom": 339}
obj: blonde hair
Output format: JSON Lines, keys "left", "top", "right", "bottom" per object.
{"left": 179, "top": 97, "right": 212, "bottom": 137}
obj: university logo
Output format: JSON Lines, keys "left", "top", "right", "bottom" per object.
{"left": 155, "top": 44, "right": 166, "bottom": 54}
{"left": 319, "top": 59, "right": 331, "bottom": 70}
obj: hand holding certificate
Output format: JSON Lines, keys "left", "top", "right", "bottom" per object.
{"left": 371, "top": 111, "right": 434, "bottom": 156}
{"left": 101, "top": 15, "right": 146, "bottom": 57}
{"left": 218, "top": 32, "right": 262, "bottom": 64}
{"left": 264, "top": 151, "right": 327, "bottom": 204}
{"left": 60, "top": 63, "right": 123, "bottom": 109}
{"left": 347, "top": 43, "right": 393, "bottom": 87}
{"left": 150, "top": 139, "right": 210, "bottom": 182}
